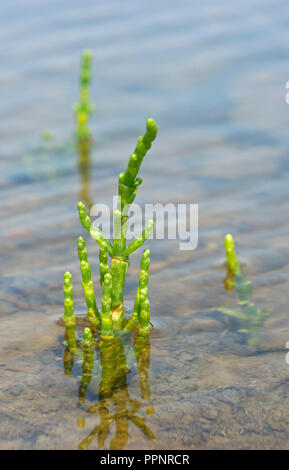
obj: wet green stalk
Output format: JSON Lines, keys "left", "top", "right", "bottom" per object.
{"left": 125, "top": 249, "right": 151, "bottom": 333}
{"left": 73, "top": 50, "right": 94, "bottom": 141}
{"left": 99, "top": 245, "right": 109, "bottom": 285}
{"left": 78, "top": 201, "right": 113, "bottom": 254}
{"left": 224, "top": 233, "right": 241, "bottom": 275}
{"left": 138, "top": 250, "right": 151, "bottom": 334}
{"left": 110, "top": 119, "right": 157, "bottom": 322}
{"left": 124, "top": 221, "right": 154, "bottom": 257}
{"left": 78, "top": 236, "right": 100, "bottom": 327}
{"left": 63, "top": 271, "right": 76, "bottom": 328}
{"left": 121, "top": 118, "right": 158, "bottom": 189}
{"left": 63, "top": 273, "right": 78, "bottom": 375}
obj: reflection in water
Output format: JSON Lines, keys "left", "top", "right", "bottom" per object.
{"left": 77, "top": 138, "right": 93, "bottom": 210}
{"left": 74, "top": 50, "right": 94, "bottom": 209}
{"left": 63, "top": 326, "right": 155, "bottom": 450}
{"left": 220, "top": 235, "right": 273, "bottom": 347}
{"left": 73, "top": 50, "right": 94, "bottom": 142}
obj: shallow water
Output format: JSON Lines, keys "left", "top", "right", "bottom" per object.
{"left": 1, "top": 0, "right": 289, "bottom": 449}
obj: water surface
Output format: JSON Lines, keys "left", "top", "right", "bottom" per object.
{"left": 1, "top": 0, "right": 289, "bottom": 449}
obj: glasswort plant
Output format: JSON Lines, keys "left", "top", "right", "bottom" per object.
{"left": 63, "top": 118, "right": 158, "bottom": 339}
{"left": 73, "top": 50, "right": 94, "bottom": 141}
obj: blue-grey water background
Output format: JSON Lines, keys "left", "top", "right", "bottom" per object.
{"left": 1, "top": 0, "right": 289, "bottom": 449}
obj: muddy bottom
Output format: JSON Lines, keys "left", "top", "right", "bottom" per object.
{"left": 1, "top": 282, "right": 289, "bottom": 451}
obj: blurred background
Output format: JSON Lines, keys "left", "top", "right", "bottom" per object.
{"left": 1, "top": 0, "right": 289, "bottom": 450}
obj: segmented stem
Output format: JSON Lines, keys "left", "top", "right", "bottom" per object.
{"left": 99, "top": 245, "right": 109, "bottom": 285}
{"left": 73, "top": 50, "right": 94, "bottom": 140}
{"left": 78, "top": 236, "right": 100, "bottom": 327}
{"left": 101, "top": 273, "right": 113, "bottom": 338}
{"left": 125, "top": 220, "right": 154, "bottom": 256}
{"left": 224, "top": 234, "right": 241, "bottom": 275}
{"left": 110, "top": 257, "right": 127, "bottom": 329}
{"left": 63, "top": 271, "right": 76, "bottom": 327}
{"left": 126, "top": 249, "right": 151, "bottom": 333}
{"left": 138, "top": 249, "right": 151, "bottom": 333}
{"left": 124, "top": 295, "right": 139, "bottom": 332}
{"left": 78, "top": 201, "right": 113, "bottom": 254}
{"left": 122, "top": 118, "right": 158, "bottom": 188}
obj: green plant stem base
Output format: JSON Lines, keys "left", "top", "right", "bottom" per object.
{"left": 62, "top": 323, "right": 154, "bottom": 449}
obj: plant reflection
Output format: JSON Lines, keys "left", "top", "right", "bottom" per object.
{"left": 77, "top": 138, "right": 93, "bottom": 210}
{"left": 63, "top": 327, "right": 155, "bottom": 450}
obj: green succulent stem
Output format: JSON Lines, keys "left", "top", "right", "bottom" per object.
{"left": 63, "top": 271, "right": 76, "bottom": 328}
{"left": 73, "top": 50, "right": 94, "bottom": 141}
{"left": 224, "top": 233, "right": 241, "bottom": 275}
{"left": 110, "top": 257, "right": 128, "bottom": 329}
{"left": 125, "top": 220, "right": 154, "bottom": 256}
{"left": 101, "top": 273, "right": 114, "bottom": 338}
{"left": 109, "top": 119, "right": 157, "bottom": 316}
{"left": 78, "top": 237, "right": 100, "bottom": 327}
{"left": 122, "top": 118, "right": 158, "bottom": 188}
{"left": 138, "top": 250, "right": 151, "bottom": 332}
{"left": 99, "top": 245, "right": 109, "bottom": 285}
{"left": 78, "top": 202, "right": 113, "bottom": 255}
{"left": 79, "top": 327, "right": 95, "bottom": 404}
{"left": 126, "top": 249, "right": 151, "bottom": 334}
{"left": 124, "top": 292, "right": 140, "bottom": 333}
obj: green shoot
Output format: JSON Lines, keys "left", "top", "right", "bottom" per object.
{"left": 219, "top": 234, "right": 273, "bottom": 347}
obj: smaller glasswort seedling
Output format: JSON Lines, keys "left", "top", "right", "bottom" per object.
{"left": 73, "top": 50, "right": 94, "bottom": 141}
{"left": 219, "top": 234, "right": 273, "bottom": 347}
